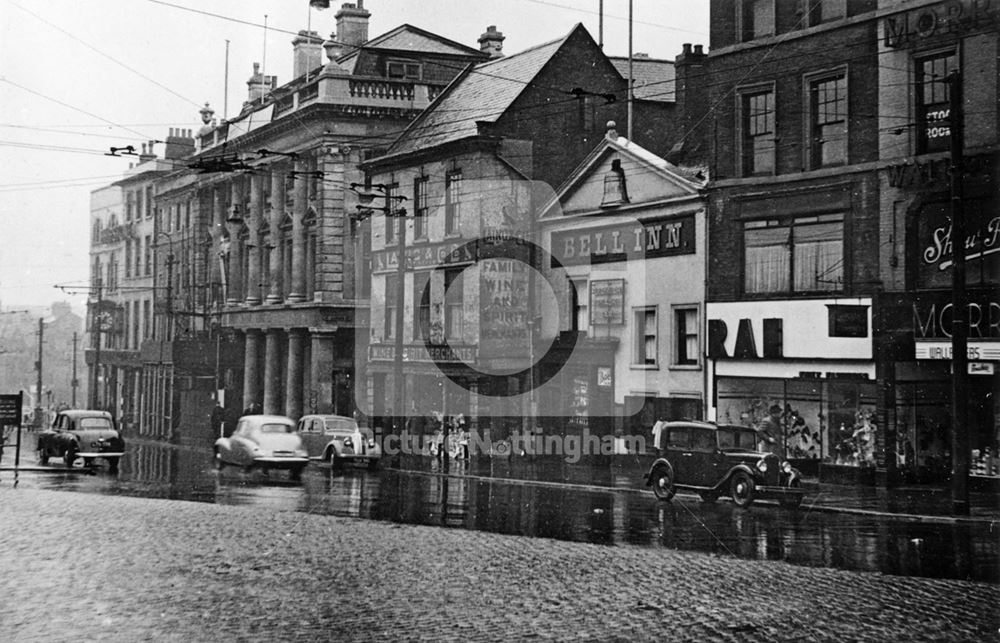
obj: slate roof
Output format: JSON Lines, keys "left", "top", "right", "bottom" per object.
{"left": 383, "top": 26, "right": 579, "bottom": 158}
{"left": 608, "top": 56, "right": 675, "bottom": 102}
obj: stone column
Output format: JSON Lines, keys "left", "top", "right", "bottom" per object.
{"left": 263, "top": 329, "right": 283, "bottom": 414}
{"left": 245, "top": 174, "right": 263, "bottom": 305}
{"left": 226, "top": 181, "right": 244, "bottom": 306}
{"left": 288, "top": 159, "right": 308, "bottom": 302}
{"left": 267, "top": 169, "right": 285, "bottom": 304}
{"left": 242, "top": 329, "right": 263, "bottom": 409}
{"left": 285, "top": 329, "right": 306, "bottom": 419}
{"left": 310, "top": 330, "right": 337, "bottom": 415}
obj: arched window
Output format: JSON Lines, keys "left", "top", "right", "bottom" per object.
{"left": 280, "top": 212, "right": 293, "bottom": 300}
{"left": 304, "top": 206, "right": 318, "bottom": 297}
{"left": 239, "top": 222, "right": 251, "bottom": 301}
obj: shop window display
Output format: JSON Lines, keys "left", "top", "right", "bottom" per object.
{"left": 716, "top": 377, "right": 877, "bottom": 468}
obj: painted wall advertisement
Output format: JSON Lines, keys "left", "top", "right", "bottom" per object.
{"left": 479, "top": 257, "right": 530, "bottom": 359}
{"left": 916, "top": 197, "right": 999, "bottom": 289}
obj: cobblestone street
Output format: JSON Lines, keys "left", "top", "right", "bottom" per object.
{"left": 2, "top": 487, "right": 998, "bottom": 642}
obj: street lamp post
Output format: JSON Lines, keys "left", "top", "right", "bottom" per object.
{"left": 350, "top": 183, "right": 408, "bottom": 440}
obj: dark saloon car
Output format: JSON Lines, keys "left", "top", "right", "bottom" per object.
{"left": 37, "top": 410, "right": 125, "bottom": 471}
{"left": 643, "top": 421, "right": 804, "bottom": 508}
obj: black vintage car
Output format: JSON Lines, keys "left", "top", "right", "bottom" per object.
{"left": 643, "top": 421, "right": 805, "bottom": 508}
{"left": 37, "top": 410, "right": 125, "bottom": 471}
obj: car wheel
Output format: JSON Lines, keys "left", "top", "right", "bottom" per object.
{"left": 649, "top": 466, "right": 675, "bottom": 501}
{"left": 780, "top": 479, "right": 803, "bottom": 508}
{"left": 290, "top": 466, "right": 304, "bottom": 481}
{"left": 38, "top": 448, "right": 49, "bottom": 465}
{"left": 730, "top": 471, "right": 756, "bottom": 508}
{"left": 107, "top": 458, "right": 120, "bottom": 474}
{"left": 83, "top": 457, "right": 94, "bottom": 468}
{"left": 699, "top": 491, "right": 719, "bottom": 504}
{"left": 331, "top": 452, "right": 343, "bottom": 470}
{"left": 64, "top": 447, "right": 77, "bottom": 468}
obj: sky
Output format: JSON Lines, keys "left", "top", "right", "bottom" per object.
{"left": 0, "top": 0, "right": 709, "bottom": 313}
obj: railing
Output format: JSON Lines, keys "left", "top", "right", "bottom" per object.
{"left": 348, "top": 79, "right": 415, "bottom": 101}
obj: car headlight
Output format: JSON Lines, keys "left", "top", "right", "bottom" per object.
{"left": 781, "top": 461, "right": 793, "bottom": 474}
{"left": 367, "top": 439, "right": 376, "bottom": 448}
{"left": 756, "top": 459, "right": 768, "bottom": 473}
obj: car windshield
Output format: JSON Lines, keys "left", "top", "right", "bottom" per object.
{"left": 78, "top": 417, "right": 112, "bottom": 430}
{"left": 260, "top": 423, "right": 293, "bottom": 434}
{"left": 323, "top": 418, "right": 357, "bottom": 432}
{"left": 717, "top": 427, "right": 759, "bottom": 451}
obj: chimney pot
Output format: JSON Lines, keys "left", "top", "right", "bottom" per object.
{"left": 693, "top": 44, "right": 704, "bottom": 55}
{"left": 478, "top": 24, "right": 505, "bottom": 58}
{"left": 682, "top": 43, "right": 692, "bottom": 54}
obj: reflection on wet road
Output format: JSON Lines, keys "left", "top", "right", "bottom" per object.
{"left": 9, "top": 438, "right": 999, "bottom": 583}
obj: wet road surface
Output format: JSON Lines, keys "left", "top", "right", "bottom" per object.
{"left": 5, "top": 436, "right": 999, "bottom": 583}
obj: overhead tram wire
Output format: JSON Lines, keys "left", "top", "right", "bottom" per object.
{"left": 7, "top": 0, "right": 206, "bottom": 111}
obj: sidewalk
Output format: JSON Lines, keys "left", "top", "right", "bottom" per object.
{"left": 389, "top": 453, "right": 1000, "bottom": 524}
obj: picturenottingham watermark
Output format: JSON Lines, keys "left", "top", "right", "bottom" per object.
{"left": 375, "top": 428, "right": 648, "bottom": 463}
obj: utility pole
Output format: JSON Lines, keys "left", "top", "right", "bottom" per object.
{"left": 91, "top": 276, "right": 103, "bottom": 409}
{"left": 71, "top": 332, "right": 78, "bottom": 408}
{"left": 34, "top": 317, "right": 44, "bottom": 428}
{"left": 946, "top": 70, "right": 969, "bottom": 516}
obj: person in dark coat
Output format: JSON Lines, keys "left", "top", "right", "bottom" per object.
{"left": 210, "top": 403, "right": 226, "bottom": 438}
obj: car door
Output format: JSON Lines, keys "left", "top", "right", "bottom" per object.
{"left": 688, "top": 427, "right": 722, "bottom": 487}
{"left": 664, "top": 426, "right": 692, "bottom": 485}
{"left": 297, "top": 418, "right": 322, "bottom": 458}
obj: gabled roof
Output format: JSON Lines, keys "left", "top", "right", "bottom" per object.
{"left": 542, "top": 132, "right": 704, "bottom": 219}
{"left": 337, "top": 24, "right": 486, "bottom": 65}
{"left": 382, "top": 25, "right": 585, "bottom": 159}
{"left": 608, "top": 56, "right": 675, "bottom": 102}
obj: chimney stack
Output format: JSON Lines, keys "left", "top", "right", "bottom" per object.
{"left": 139, "top": 141, "right": 156, "bottom": 162}
{"left": 165, "top": 127, "right": 195, "bottom": 160}
{"left": 478, "top": 25, "right": 505, "bottom": 58}
{"left": 293, "top": 30, "right": 324, "bottom": 79}
{"left": 246, "top": 62, "right": 278, "bottom": 104}
{"left": 336, "top": 2, "right": 370, "bottom": 48}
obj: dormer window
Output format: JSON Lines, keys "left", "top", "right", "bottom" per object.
{"left": 387, "top": 60, "right": 421, "bottom": 80}
{"left": 601, "top": 159, "right": 629, "bottom": 207}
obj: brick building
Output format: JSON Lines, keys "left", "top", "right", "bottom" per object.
{"left": 872, "top": 0, "right": 999, "bottom": 483}
{"left": 703, "top": 0, "right": 884, "bottom": 480}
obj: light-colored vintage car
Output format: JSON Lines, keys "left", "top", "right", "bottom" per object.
{"left": 296, "top": 414, "right": 381, "bottom": 470}
{"left": 37, "top": 409, "right": 125, "bottom": 471}
{"left": 214, "top": 414, "right": 309, "bottom": 479}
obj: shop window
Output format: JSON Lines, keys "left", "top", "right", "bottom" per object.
{"left": 445, "top": 171, "right": 462, "bottom": 235}
{"left": 744, "top": 214, "right": 843, "bottom": 294}
{"left": 412, "top": 176, "right": 428, "bottom": 240}
{"left": 444, "top": 268, "right": 463, "bottom": 340}
{"left": 807, "top": 72, "right": 847, "bottom": 168}
{"left": 739, "top": 0, "right": 774, "bottom": 41}
{"left": 387, "top": 60, "right": 421, "bottom": 80}
{"left": 673, "top": 306, "right": 699, "bottom": 366}
{"left": 738, "top": 87, "right": 775, "bottom": 176}
{"left": 808, "top": 0, "right": 846, "bottom": 26}
{"left": 384, "top": 274, "right": 398, "bottom": 340}
{"left": 916, "top": 50, "right": 956, "bottom": 155}
{"left": 634, "top": 307, "right": 658, "bottom": 366}
{"left": 413, "top": 271, "right": 431, "bottom": 341}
